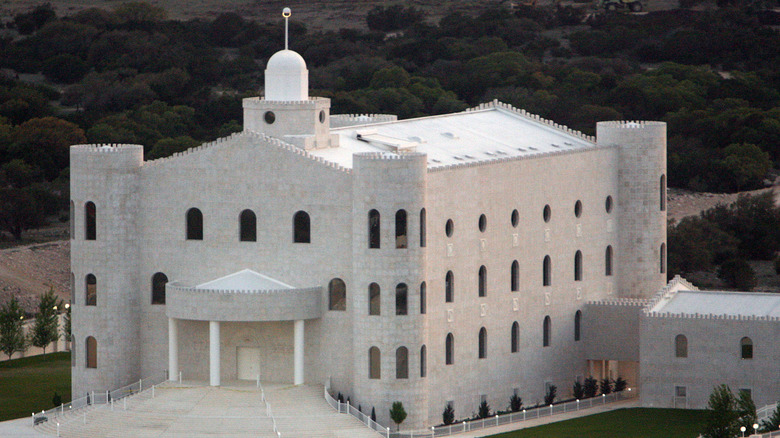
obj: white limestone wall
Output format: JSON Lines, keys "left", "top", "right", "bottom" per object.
{"left": 349, "top": 152, "right": 429, "bottom": 428}
{"left": 423, "top": 147, "right": 619, "bottom": 425}
{"left": 584, "top": 300, "right": 645, "bottom": 363}
{"left": 640, "top": 314, "right": 780, "bottom": 409}
{"left": 70, "top": 144, "right": 143, "bottom": 398}
{"left": 243, "top": 97, "right": 333, "bottom": 149}
{"left": 598, "top": 122, "right": 667, "bottom": 299}
{"left": 136, "top": 133, "right": 354, "bottom": 388}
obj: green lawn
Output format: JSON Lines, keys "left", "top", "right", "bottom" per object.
{"left": 487, "top": 408, "right": 707, "bottom": 438}
{"left": 0, "top": 352, "right": 71, "bottom": 421}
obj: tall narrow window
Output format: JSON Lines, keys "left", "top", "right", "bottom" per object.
{"left": 328, "top": 278, "right": 346, "bottom": 311}
{"left": 605, "top": 246, "right": 613, "bottom": 276}
{"left": 543, "top": 256, "right": 552, "bottom": 286}
{"left": 395, "top": 209, "right": 407, "bottom": 249}
{"left": 85, "top": 201, "right": 96, "bottom": 240}
{"left": 574, "top": 311, "right": 582, "bottom": 341}
{"left": 85, "top": 274, "right": 96, "bottom": 306}
{"left": 239, "top": 209, "right": 256, "bottom": 242}
{"left": 478, "top": 266, "right": 487, "bottom": 297}
{"left": 660, "top": 243, "right": 666, "bottom": 274}
{"left": 511, "top": 322, "right": 519, "bottom": 353}
{"left": 543, "top": 316, "right": 551, "bottom": 347}
{"left": 419, "top": 208, "right": 426, "bottom": 247}
{"left": 368, "top": 209, "right": 380, "bottom": 249}
{"left": 478, "top": 214, "right": 487, "bottom": 232}
{"left": 420, "top": 345, "right": 427, "bottom": 377}
{"left": 293, "top": 211, "right": 310, "bottom": 243}
{"left": 396, "top": 283, "right": 408, "bottom": 315}
{"left": 478, "top": 327, "right": 487, "bottom": 359}
{"left": 70, "top": 272, "right": 75, "bottom": 305}
{"left": 420, "top": 281, "right": 426, "bottom": 314}
{"left": 660, "top": 174, "right": 667, "bottom": 211}
{"left": 369, "top": 347, "right": 380, "bottom": 379}
{"left": 445, "top": 333, "right": 454, "bottom": 365}
{"left": 511, "top": 209, "right": 519, "bottom": 227}
{"left": 86, "top": 336, "right": 97, "bottom": 368}
{"left": 369, "top": 283, "right": 380, "bottom": 316}
{"left": 511, "top": 261, "right": 519, "bottom": 292}
{"left": 186, "top": 208, "right": 203, "bottom": 240}
{"left": 543, "top": 205, "right": 551, "bottom": 223}
{"left": 70, "top": 200, "right": 75, "bottom": 239}
{"left": 740, "top": 337, "right": 753, "bottom": 359}
{"left": 574, "top": 250, "right": 583, "bottom": 281}
{"left": 445, "top": 271, "right": 454, "bottom": 303}
{"left": 151, "top": 272, "right": 168, "bottom": 305}
{"left": 396, "top": 347, "right": 409, "bottom": 379}
{"left": 675, "top": 334, "right": 687, "bottom": 358}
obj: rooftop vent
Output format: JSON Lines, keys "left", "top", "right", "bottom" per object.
{"left": 517, "top": 147, "right": 527, "bottom": 152}
{"left": 484, "top": 151, "right": 495, "bottom": 156}
{"left": 408, "top": 136, "right": 426, "bottom": 143}
{"left": 441, "top": 132, "right": 459, "bottom": 139}
{"left": 564, "top": 141, "right": 573, "bottom": 146}
{"left": 496, "top": 150, "right": 507, "bottom": 155}
{"left": 528, "top": 147, "right": 538, "bottom": 151}
{"left": 355, "top": 129, "right": 417, "bottom": 152}
{"left": 551, "top": 143, "right": 561, "bottom": 148}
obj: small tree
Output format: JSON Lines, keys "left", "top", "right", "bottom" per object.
{"left": 478, "top": 399, "right": 491, "bottom": 418}
{"left": 62, "top": 304, "right": 71, "bottom": 349}
{"left": 736, "top": 390, "right": 757, "bottom": 433}
{"left": 389, "top": 401, "right": 407, "bottom": 431}
{"left": 30, "top": 288, "right": 63, "bottom": 355}
{"left": 0, "top": 297, "right": 27, "bottom": 360}
{"left": 442, "top": 403, "right": 455, "bottom": 425}
{"left": 701, "top": 385, "right": 740, "bottom": 438}
{"left": 583, "top": 376, "right": 598, "bottom": 398}
{"left": 52, "top": 392, "right": 62, "bottom": 407}
{"left": 544, "top": 385, "right": 557, "bottom": 405}
{"left": 509, "top": 393, "right": 523, "bottom": 412}
{"left": 371, "top": 407, "right": 376, "bottom": 422}
{"left": 613, "top": 377, "right": 627, "bottom": 393}
{"left": 572, "top": 380, "right": 585, "bottom": 399}
{"left": 600, "top": 378, "right": 612, "bottom": 395}
{"left": 760, "top": 403, "right": 780, "bottom": 433}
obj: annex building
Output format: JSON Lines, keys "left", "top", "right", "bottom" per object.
{"left": 69, "top": 42, "right": 778, "bottom": 429}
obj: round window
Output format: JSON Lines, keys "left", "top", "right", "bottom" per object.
{"left": 264, "top": 111, "right": 276, "bottom": 124}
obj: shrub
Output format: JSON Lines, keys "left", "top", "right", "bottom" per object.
{"left": 52, "top": 392, "right": 62, "bottom": 407}
{"left": 600, "top": 378, "right": 613, "bottom": 395}
{"left": 717, "top": 259, "right": 757, "bottom": 290}
{"left": 371, "top": 407, "right": 376, "bottom": 422}
{"left": 389, "top": 401, "right": 407, "bottom": 431}
{"left": 478, "top": 400, "right": 491, "bottom": 419}
{"left": 544, "top": 385, "right": 557, "bottom": 405}
{"left": 509, "top": 393, "right": 523, "bottom": 412}
{"left": 442, "top": 403, "right": 455, "bottom": 425}
{"left": 613, "top": 377, "right": 627, "bottom": 393}
{"left": 584, "top": 377, "right": 598, "bottom": 398}
{"left": 573, "top": 380, "right": 585, "bottom": 399}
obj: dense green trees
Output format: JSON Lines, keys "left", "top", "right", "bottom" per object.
{"left": 701, "top": 385, "right": 758, "bottom": 438}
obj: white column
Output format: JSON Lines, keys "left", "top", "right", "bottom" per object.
{"left": 168, "top": 318, "right": 178, "bottom": 381}
{"left": 294, "top": 319, "right": 304, "bottom": 385}
{"left": 209, "top": 321, "right": 220, "bottom": 386}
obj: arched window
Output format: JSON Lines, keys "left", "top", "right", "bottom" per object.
{"left": 445, "top": 219, "right": 454, "bottom": 237}
{"left": 575, "top": 311, "right": 582, "bottom": 342}
{"left": 511, "top": 209, "right": 519, "bottom": 227}
{"left": 239, "top": 209, "right": 256, "bottom": 242}
{"left": 85, "top": 274, "right": 96, "bottom": 306}
{"left": 151, "top": 272, "right": 168, "bottom": 305}
{"left": 478, "top": 327, "right": 487, "bottom": 359}
{"left": 186, "top": 208, "right": 203, "bottom": 240}
{"left": 419, "top": 208, "right": 426, "bottom": 247}
{"left": 605, "top": 246, "right": 613, "bottom": 276}
{"left": 396, "top": 347, "right": 409, "bottom": 379}
{"left": 445, "top": 271, "right": 454, "bottom": 303}
{"left": 369, "top": 283, "right": 380, "bottom": 316}
{"left": 543, "top": 316, "right": 551, "bottom": 347}
{"left": 70, "top": 200, "right": 75, "bottom": 239}
{"left": 85, "top": 201, "right": 96, "bottom": 240}
{"left": 86, "top": 336, "right": 97, "bottom": 368}
{"left": 478, "top": 214, "right": 487, "bottom": 232}
{"left": 675, "top": 334, "right": 688, "bottom": 358}
{"left": 478, "top": 265, "right": 487, "bottom": 297}
{"left": 420, "top": 345, "right": 427, "bottom": 378}
{"left": 511, "top": 260, "right": 519, "bottom": 292}
{"left": 740, "top": 337, "right": 753, "bottom": 359}
{"left": 395, "top": 209, "right": 407, "bottom": 249}
{"left": 660, "top": 174, "right": 667, "bottom": 211}
{"left": 543, "top": 205, "right": 551, "bottom": 223}
{"left": 574, "top": 250, "right": 583, "bottom": 281}
{"left": 605, "top": 195, "right": 614, "bottom": 213}
{"left": 368, "top": 209, "right": 380, "bottom": 249}
{"left": 543, "top": 256, "right": 552, "bottom": 286}
{"left": 574, "top": 200, "right": 583, "bottom": 218}
{"left": 328, "top": 278, "right": 346, "bottom": 311}
{"left": 511, "top": 322, "right": 519, "bottom": 353}
{"left": 660, "top": 243, "right": 666, "bottom": 274}
{"left": 420, "top": 282, "right": 426, "bottom": 315}
{"left": 369, "top": 347, "right": 380, "bottom": 379}
{"left": 445, "top": 333, "right": 454, "bottom": 365}
{"left": 396, "top": 283, "right": 408, "bottom": 315}
{"left": 293, "top": 211, "right": 310, "bottom": 243}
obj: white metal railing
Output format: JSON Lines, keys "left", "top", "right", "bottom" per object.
{"left": 32, "top": 371, "right": 168, "bottom": 435}
{"left": 758, "top": 402, "right": 779, "bottom": 423}
{"left": 322, "top": 380, "right": 636, "bottom": 438}
{"left": 258, "top": 377, "right": 281, "bottom": 438}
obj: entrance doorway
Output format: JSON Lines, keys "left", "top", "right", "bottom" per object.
{"left": 237, "top": 347, "right": 261, "bottom": 380}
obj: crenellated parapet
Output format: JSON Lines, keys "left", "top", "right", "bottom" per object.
{"left": 428, "top": 144, "right": 615, "bottom": 173}
{"left": 331, "top": 114, "right": 398, "bottom": 128}
{"left": 646, "top": 312, "right": 780, "bottom": 322}
{"left": 466, "top": 99, "right": 596, "bottom": 142}
{"left": 586, "top": 298, "right": 652, "bottom": 307}
{"left": 643, "top": 275, "right": 699, "bottom": 313}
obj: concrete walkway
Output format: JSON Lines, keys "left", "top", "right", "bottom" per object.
{"left": 0, "top": 417, "right": 49, "bottom": 437}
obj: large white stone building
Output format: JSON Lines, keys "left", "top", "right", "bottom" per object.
{"left": 68, "top": 40, "right": 777, "bottom": 429}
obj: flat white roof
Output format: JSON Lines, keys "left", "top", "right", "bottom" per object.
{"left": 650, "top": 290, "right": 780, "bottom": 318}
{"left": 196, "top": 269, "right": 293, "bottom": 290}
{"left": 309, "top": 107, "right": 594, "bottom": 169}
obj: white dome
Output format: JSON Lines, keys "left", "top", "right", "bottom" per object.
{"left": 265, "top": 49, "right": 309, "bottom": 101}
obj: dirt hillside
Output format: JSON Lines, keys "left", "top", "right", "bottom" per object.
{"left": 0, "top": 240, "right": 69, "bottom": 314}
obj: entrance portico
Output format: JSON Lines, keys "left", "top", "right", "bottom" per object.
{"left": 165, "top": 269, "right": 322, "bottom": 386}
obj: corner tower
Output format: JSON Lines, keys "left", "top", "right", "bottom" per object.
{"left": 597, "top": 121, "right": 667, "bottom": 298}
